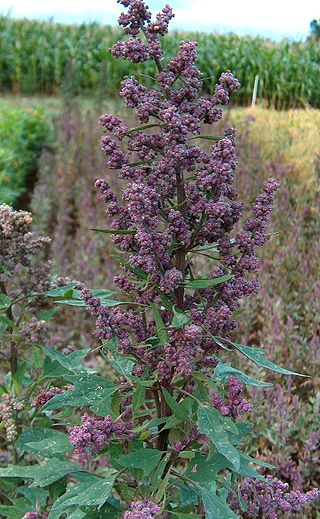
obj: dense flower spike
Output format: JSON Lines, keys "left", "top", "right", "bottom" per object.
{"left": 213, "top": 376, "right": 253, "bottom": 418}
{"left": 0, "top": 394, "right": 24, "bottom": 442}
{"left": 123, "top": 500, "right": 161, "bottom": 519}
{"left": 232, "top": 476, "right": 320, "bottom": 518}
{"left": 89, "top": 0, "right": 280, "bottom": 408}
{"left": 69, "top": 413, "right": 133, "bottom": 453}
{"left": 76, "top": 0, "right": 318, "bottom": 516}
{"left": 31, "top": 386, "right": 71, "bottom": 407}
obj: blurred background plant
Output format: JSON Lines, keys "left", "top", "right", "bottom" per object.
{"left": 0, "top": 16, "right": 320, "bottom": 108}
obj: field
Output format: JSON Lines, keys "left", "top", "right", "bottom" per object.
{"left": 1, "top": 17, "right": 320, "bottom": 108}
{"left": 0, "top": 9, "right": 319, "bottom": 519}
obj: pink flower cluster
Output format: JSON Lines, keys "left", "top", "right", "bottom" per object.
{"left": 32, "top": 386, "right": 70, "bottom": 407}
{"left": 233, "top": 476, "right": 320, "bottom": 518}
{"left": 112, "top": 1, "right": 174, "bottom": 63}
{"left": 123, "top": 500, "right": 160, "bottom": 519}
{"left": 212, "top": 376, "right": 253, "bottom": 419}
{"left": 69, "top": 413, "right": 133, "bottom": 453}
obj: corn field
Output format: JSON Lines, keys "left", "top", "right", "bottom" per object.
{"left": 0, "top": 16, "right": 320, "bottom": 108}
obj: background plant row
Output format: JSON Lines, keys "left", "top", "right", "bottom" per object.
{"left": 1, "top": 16, "right": 320, "bottom": 108}
{"left": 0, "top": 106, "right": 51, "bottom": 206}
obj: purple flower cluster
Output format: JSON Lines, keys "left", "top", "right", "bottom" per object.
{"left": 123, "top": 500, "right": 160, "bottom": 519}
{"left": 69, "top": 413, "right": 133, "bottom": 453}
{"left": 22, "top": 513, "right": 41, "bottom": 519}
{"left": 21, "top": 316, "right": 47, "bottom": 344}
{"left": 212, "top": 376, "right": 253, "bottom": 419}
{"left": 31, "top": 386, "right": 70, "bottom": 407}
{"left": 112, "top": 1, "right": 174, "bottom": 63}
{"left": 233, "top": 476, "right": 320, "bottom": 518}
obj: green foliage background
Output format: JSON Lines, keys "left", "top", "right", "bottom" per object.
{"left": 0, "top": 16, "right": 320, "bottom": 108}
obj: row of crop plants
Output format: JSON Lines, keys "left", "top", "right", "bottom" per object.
{"left": 0, "top": 16, "right": 320, "bottom": 108}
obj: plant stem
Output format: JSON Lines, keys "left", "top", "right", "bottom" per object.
{"left": 174, "top": 169, "right": 187, "bottom": 309}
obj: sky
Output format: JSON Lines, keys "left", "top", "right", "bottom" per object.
{"left": 1, "top": 0, "right": 318, "bottom": 40}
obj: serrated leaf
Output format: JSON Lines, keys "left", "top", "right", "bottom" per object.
{"left": 162, "top": 388, "right": 190, "bottom": 421}
{"left": 201, "top": 489, "right": 239, "bottom": 519}
{"left": 108, "top": 353, "right": 135, "bottom": 380}
{"left": 197, "top": 407, "right": 240, "bottom": 470}
{"left": 16, "top": 428, "right": 67, "bottom": 456}
{"left": 227, "top": 340, "right": 307, "bottom": 377}
{"left": 17, "top": 486, "right": 48, "bottom": 508}
{"left": 117, "top": 449, "right": 163, "bottom": 476}
{"left": 26, "top": 433, "right": 72, "bottom": 457}
{"left": 49, "top": 475, "right": 116, "bottom": 519}
{"left": 44, "top": 375, "right": 117, "bottom": 415}
{"left": 43, "top": 347, "right": 89, "bottom": 375}
{"left": 0, "top": 459, "right": 83, "bottom": 487}
{"left": 184, "top": 275, "right": 234, "bottom": 289}
{"left": 185, "top": 452, "right": 229, "bottom": 483}
{"left": 214, "top": 363, "right": 273, "bottom": 388}
{"left": 56, "top": 298, "right": 121, "bottom": 308}
{"left": 132, "top": 383, "right": 146, "bottom": 413}
{"left": 151, "top": 304, "right": 169, "bottom": 345}
{"left": 44, "top": 284, "right": 78, "bottom": 298}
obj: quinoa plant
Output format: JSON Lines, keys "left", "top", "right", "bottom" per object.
{"left": 0, "top": 2, "right": 319, "bottom": 518}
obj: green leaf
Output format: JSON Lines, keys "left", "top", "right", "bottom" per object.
{"left": 173, "top": 514, "right": 202, "bottom": 518}
{"left": 43, "top": 347, "right": 89, "bottom": 375}
{"left": 49, "top": 476, "right": 68, "bottom": 500}
{"left": 201, "top": 489, "right": 239, "bottom": 519}
{"left": 185, "top": 453, "right": 229, "bottom": 483}
{"left": 214, "top": 363, "right": 273, "bottom": 388}
{"left": 108, "top": 353, "right": 135, "bottom": 380}
{"left": 16, "top": 428, "right": 67, "bottom": 456}
{"left": 49, "top": 475, "right": 117, "bottom": 519}
{"left": 184, "top": 275, "right": 234, "bottom": 289}
{"left": 44, "top": 375, "right": 117, "bottom": 416}
{"left": 172, "top": 306, "right": 190, "bottom": 328}
{"left": 189, "top": 135, "right": 223, "bottom": 141}
{"left": 125, "top": 123, "right": 164, "bottom": 135}
{"left": 0, "top": 293, "right": 12, "bottom": 310}
{"left": 151, "top": 304, "right": 169, "bottom": 345}
{"left": 18, "top": 486, "right": 48, "bottom": 508}
{"left": 132, "top": 383, "right": 146, "bottom": 413}
{"left": 56, "top": 298, "right": 121, "bottom": 308}
{"left": 115, "top": 256, "right": 149, "bottom": 281}
{"left": 197, "top": 407, "right": 240, "bottom": 470}
{"left": 227, "top": 340, "right": 308, "bottom": 376}
{"left": 44, "top": 284, "right": 78, "bottom": 298}
{"left": 0, "top": 459, "right": 84, "bottom": 487}
{"left": 37, "top": 307, "right": 60, "bottom": 321}
{"left": 0, "top": 498, "right": 31, "bottom": 519}
{"left": 81, "top": 502, "right": 122, "bottom": 518}
{"left": 66, "top": 509, "right": 86, "bottom": 519}
{"left": 90, "top": 228, "right": 136, "bottom": 235}
{"left": 162, "top": 388, "right": 190, "bottom": 421}
{"left": 117, "top": 449, "right": 164, "bottom": 476}
{"left": 26, "top": 433, "right": 72, "bottom": 457}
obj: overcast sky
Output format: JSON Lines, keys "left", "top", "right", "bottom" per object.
{"left": 1, "top": 0, "right": 318, "bottom": 40}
